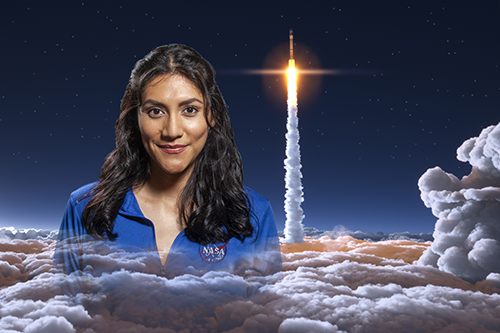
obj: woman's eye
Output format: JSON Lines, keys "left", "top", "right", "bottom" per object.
{"left": 184, "top": 106, "right": 199, "bottom": 115}
{"left": 147, "top": 108, "right": 163, "bottom": 117}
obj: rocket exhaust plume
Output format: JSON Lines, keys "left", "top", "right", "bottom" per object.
{"left": 284, "top": 29, "right": 305, "bottom": 243}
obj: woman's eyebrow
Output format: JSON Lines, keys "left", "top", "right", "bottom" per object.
{"left": 142, "top": 99, "right": 165, "bottom": 108}
{"left": 178, "top": 98, "right": 203, "bottom": 106}
{"left": 141, "top": 98, "right": 203, "bottom": 108}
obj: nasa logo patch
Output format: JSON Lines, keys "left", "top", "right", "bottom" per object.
{"left": 198, "top": 241, "right": 229, "bottom": 264}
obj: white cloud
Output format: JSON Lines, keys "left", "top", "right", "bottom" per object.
{"left": 281, "top": 227, "right": 433, "bottom": 243}
{"left": 0, "top": 227, "right": 58, "bottom": 241}
{"left": 418, "top": 122, "right": 500, "bottom": 282}
{"left": 24, "top": 316, "right": 76, "bottom": 333}
{"left": 278, "top": 318, "right": 341, "bottom": 333}
{"left": 1, "top": 233, "right": 500, "bottom": 331}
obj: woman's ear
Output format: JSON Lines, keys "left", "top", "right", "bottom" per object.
{"left": 208, "top": 109, "right": 215, "bottom": 127}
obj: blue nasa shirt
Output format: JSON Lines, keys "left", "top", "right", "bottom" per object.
{"left": 54, "top": 183, "right": 282, "bottom": 280}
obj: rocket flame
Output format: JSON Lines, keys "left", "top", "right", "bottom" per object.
{"left": 284, "top": 54, "right": 305, "bottom": 244}
{"left": 287, "top": 59, "right": 297, "bottom": 107}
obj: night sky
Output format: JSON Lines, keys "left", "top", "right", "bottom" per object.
{"left": 1, "top": 1, "right": 499, "bottom": 233}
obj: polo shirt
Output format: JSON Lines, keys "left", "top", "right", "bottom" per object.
{"left": 55, "top": 183, "right": 282, "bottom": 281}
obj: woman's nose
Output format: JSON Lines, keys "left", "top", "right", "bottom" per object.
{"left": 161, "top": 113, "right": 183, "bottom": 140}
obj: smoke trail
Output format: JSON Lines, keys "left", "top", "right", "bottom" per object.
{"left": 284, "top": 49, "right": 305, "bottom": 243}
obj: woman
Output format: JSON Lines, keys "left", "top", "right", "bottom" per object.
{"left": 55, "top": 44, "right": 281, "bottom": 281}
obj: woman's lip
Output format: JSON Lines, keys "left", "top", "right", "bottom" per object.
{"left": 158, "top": 145, "right": 188, "bottom": 154}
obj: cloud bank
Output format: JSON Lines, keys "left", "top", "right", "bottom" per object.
{"left": 418, "top": 122, "right": 500, "bottom": 282}
{"left": 2, "top": 231, "right": 500, "bottom": 332}
{"left": 279, "top": 226, "right": 433, "bottom": 243}
{"left": 0, "top": 227, "right": 58, "bottom": 241}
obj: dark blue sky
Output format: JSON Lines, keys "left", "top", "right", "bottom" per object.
{"left": 1, "top": 1, "right": 499, "bottom": 233}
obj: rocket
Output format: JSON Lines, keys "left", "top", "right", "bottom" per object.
{"left": 289, "top": 29, "right": 295, "bottom": 70}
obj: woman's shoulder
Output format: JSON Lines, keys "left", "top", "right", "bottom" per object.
{"left": 243, "top": 187, "right": 274, "bottom": 223}
{"left": 244, "top": 187, "right": 270, "bottom": 207}
{"left": 68, "top": 181, "right": 99, "bottom": 203}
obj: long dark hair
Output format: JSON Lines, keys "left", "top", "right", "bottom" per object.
{"left": 81, "top": 44, "right": 253, "bottom": 244}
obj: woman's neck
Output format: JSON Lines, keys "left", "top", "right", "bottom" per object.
{"left": 140, "top": 163, "right": 192, "bottom": 203}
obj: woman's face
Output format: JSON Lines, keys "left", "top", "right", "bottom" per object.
{"left": 138, "top": 74, "right": 210, "bottom": 179}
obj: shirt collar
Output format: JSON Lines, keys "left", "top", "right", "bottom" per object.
{"left": 119, "top": 188, "right": 146, "bottom": 219}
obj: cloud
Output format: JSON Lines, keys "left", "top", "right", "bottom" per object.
{"left": 1, "top": 232, "right": 500, "bottom": 332}
{"left": 0, "top": 227, "right": 58, "bottom": 241}
{"left": 418, "top": 122, "right": 500, "bottom": 282}
{"left": 280, "top": 226, "right": 433, "bottom": 243}
{"left": 278, "top": 318, "right": 340, "bottom": 333}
